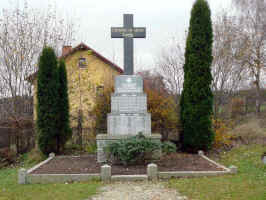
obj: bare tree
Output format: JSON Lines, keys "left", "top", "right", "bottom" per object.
{"left": 211, "top": 11, "right": 248, "bottom": 117}
{"left": 0, "top": 0, "right": 76, "bottom": 123}
{"left": 231, "top": 0, "right": 266, "bottom": 114}
{"left": 156, "top": 38, "right": 184, "bottom": 101}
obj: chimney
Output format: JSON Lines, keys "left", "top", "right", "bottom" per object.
{"left": 62, "top": 46, "right": 72, "bottom": 57}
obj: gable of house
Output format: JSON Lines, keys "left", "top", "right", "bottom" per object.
{"left": 31, "top": 43, "right": 123, "bottom": 129}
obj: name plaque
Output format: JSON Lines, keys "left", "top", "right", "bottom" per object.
{"left": 115, "top": 75, "right": 143, "bottom": 93}
{"left": 111, "top": 27, "right": 146, "bottom": 38}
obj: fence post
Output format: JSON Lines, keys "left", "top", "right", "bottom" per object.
{"left": 9, "top": 129, "right": 17, "bottom": 154}
{"left": 18, "top": 168, "right": 27, "bottom": 184}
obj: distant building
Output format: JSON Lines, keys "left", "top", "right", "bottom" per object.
{"left": 28, "top": 43, "right": 123, "bottom": 131}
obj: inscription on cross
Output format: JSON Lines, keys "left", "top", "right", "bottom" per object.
{"left": 111, "top": 14, "right": 146, "bottom": 75}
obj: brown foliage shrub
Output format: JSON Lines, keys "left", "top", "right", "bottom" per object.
{"left": 0, "top": 147, "right": 16, "bottom": 168}
{"left": 229, "top": 118, "right": 266, "bottom": 145}
{"left": 213, "top": 119, "right": 233, "bottom": 149}
{"left": 140, "top": 70, "right": 180, "bottom": 141}
{"left": 91, "top": 87, "right": 113, "bottom": 134}
{"left": 146, "top": 88, "right": 179, "bottom": 141}
{"left": 231, "top": 97, "right": 245, "bottom": 118}
{"left": 23, "top": 149, "right": 46, "bottom": 165}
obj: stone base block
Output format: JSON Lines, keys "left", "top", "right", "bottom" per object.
{"left": 115, "top": 75, "right": 143, "bottom": 93}
{"left": 107, "top": 113, "right": 151, "bottom": 135}
{"left": 111, "top": 93, "right": 147, "bottom": 113}
{"left": 96, "top": 134, "right": 161, "bottom": 163}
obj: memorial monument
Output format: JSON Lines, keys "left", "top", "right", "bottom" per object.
{"left": 96, "top": 14, "right": 161, "bottom": 162}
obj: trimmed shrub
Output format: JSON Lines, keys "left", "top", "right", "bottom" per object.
{"left": 180, "top": 0, "right": 214, "bottom": 152}
{"left": 161, "top": 141, "right": 177, "bottom": 154}
{"left": 57, "top": 59, "right": 72, "bottom": 152}
{"left": 105, "top": 133, "right": 161, "bottom": 166}
{"left": 37, "top": 47, "right": 59, "bottom": 155}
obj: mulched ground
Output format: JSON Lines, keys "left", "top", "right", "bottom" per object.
{"left": 31, "top": 153, "right": 225, "bottom": 175}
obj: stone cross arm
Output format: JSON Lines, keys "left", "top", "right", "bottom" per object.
{"left": 111, "top": 27, "right": 146, "bottom": 38}
{"left": 111, "top": 14, "right": 146, "bottom": 75}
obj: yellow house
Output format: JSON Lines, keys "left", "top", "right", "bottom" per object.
{"left": 29, "top": 43, "right": 123, "bottom": 141}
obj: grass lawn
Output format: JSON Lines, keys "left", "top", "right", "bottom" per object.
{"left": 167, "top": 145, "right": 266, "bottom": 200}
{"left": 0, "top": 163, "right": 101, "bottom": 200}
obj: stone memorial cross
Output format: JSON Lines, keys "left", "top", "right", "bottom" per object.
{"left": 111, "top": 14, "right": 146, "bottom": 75}
{"left": 96, "top": 15, "right": 161, "bottom": 163}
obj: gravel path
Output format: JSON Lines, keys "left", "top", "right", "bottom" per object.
{"left": 89, "top": 181, "right": 187, "bottom": 200}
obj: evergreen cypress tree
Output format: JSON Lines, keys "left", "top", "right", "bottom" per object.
{"left": 180, "top": 0, "right": 214, "bottom": 152}
{"left": 37, "top": 47, "right": 59, "bottom": 155}
{"left": 57, "top": 59, "right": 72, "bottom": 152}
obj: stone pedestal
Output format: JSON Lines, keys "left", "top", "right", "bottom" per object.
{"left": 107, "top": 113, "right": 151, "bottom": 135}
{"left": 96, "top": 75, "right": 161, "bottom": 162}
{"left": 108, "top": 75, "right": 151, "bottom": 136}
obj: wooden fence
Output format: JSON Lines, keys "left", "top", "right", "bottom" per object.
{"left": 0, "top": 127, "right": 35, "bottom": 154}
{"left": 0, "top": 97, "right": 33, "bottom": 120}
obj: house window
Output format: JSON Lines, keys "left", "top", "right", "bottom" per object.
{"left": 78, "top": 57, "right": 87, "bottom": 69}
{"left": 96, "top": 85, "right": 104, "bottom": 96}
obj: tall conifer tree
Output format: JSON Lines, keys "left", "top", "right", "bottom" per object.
{"left": 37, "top": 47, "right": 59, "bottom": 155}
{"left": 180, "top": 0, "right": 214, "bottom": 152}
{"left": 57, "top": 59, "right": 72, "bottom": 152}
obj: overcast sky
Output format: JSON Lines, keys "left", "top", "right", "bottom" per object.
{"left": 0, "top": 0, "right": 232, "bottom": 71}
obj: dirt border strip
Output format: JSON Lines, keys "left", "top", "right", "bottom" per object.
{"left": 157, "top": 151, "right": 236, "bottom": 179}
{"left": 18, "top": 153, "right": 101, "bottom": 184}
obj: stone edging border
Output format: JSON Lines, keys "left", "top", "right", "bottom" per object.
{"left": 198, "top": 150, "right": 231, "bottom": 172}
{"left": 27, "top": 153, "right": 55, "bottom": 174}
{"left": 18, "top": 151, "right": 238, "bottom": 184}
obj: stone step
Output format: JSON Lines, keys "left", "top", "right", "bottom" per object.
{"left": 111, "top": 175, "right": 148, "bottom": 181}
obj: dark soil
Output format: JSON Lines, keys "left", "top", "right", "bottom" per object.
{"left": 31, "top": 153, "right": 225, "bottom": 175}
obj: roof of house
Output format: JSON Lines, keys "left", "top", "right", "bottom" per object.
{"left": 26, "top": 42, "right": 123, "bottom": 82}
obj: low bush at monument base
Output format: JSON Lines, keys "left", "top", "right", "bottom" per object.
{"left": 105, "top": 133, "right": 161, "bottom": 165}
{"left": 96, "top": 133, "right": 162, "bottom": 163}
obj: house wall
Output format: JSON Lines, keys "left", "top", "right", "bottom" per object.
{"left": 65, "top": 50, "right": 120, "bottom": 128}
{"left": 33, "top": 50, "right": 120, "bottom": 130}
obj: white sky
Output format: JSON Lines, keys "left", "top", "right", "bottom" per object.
{"left": 0, "top": 0, "right": 232, "bottom": 71}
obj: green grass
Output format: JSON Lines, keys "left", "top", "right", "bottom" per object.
{"left": 167, "top": 145, "right": 266, "bottom": 200}
{"left": 0, "top": 162, "right": 101, "bottom": 200}
{"left": 261, "top": 104, "right": 266, "bottom": 112}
